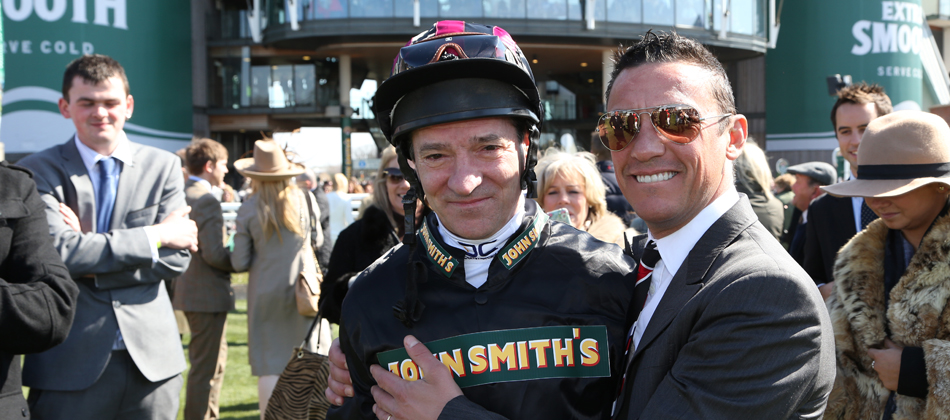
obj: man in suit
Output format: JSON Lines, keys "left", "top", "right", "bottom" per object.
{"left": 785, "top": 161, "right": 837, "bottom": 263}
{"left": 19, "top": 54, "right": 197, "bottom": 420}
{"left": 327, "top": 31, "right": 836, "bottom": 420}
{"left": 173, "top": 139, "right": 235, "bottom": 420}
{"left": 297, "top": 168, "right": 332, "bottom": 272}
{"left": 803, "top": 83, "right": 891, "bottom": 299}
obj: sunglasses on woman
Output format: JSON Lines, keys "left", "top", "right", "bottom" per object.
{"left": 597, "top": 104, "right": 733, "bottom": 151}
{"left": 382, "top": 168, "right": 405, "bottom": 183}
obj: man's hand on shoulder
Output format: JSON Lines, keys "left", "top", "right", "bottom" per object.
{"left": 370, "top": 335, "right": 463, "bottom": 420}
{"left": 326, "top": 337, "right": 354, "bottom": 405}
{"left": 157, "top": 206, "right": 198, "bottom": 252}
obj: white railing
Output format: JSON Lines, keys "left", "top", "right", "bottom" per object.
{"left": 221, "top": 193, "right": 369, "bottom": 221}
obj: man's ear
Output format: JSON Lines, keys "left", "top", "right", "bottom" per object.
{"left": 125, "top": 94, "right": 134, "bottom": 120}
{"left": 725, "top": 114, "right": 748, "bottom": 161}
{"left": 203, "top": 160, "right": 214, "bottom": 174}
{"left": 58, "top": 97, "right": 71, "bottom": 119}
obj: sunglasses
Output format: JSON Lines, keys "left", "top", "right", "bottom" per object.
{"left": 394, "top": 34, "right": 512, "bottom": 73}
{"left": 382, "top": 168, "right": 405, "bottom": 183}
{"left": 597, "top": 104, "right": 732, "bottom": 151}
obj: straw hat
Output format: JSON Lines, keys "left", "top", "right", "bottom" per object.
{"left": 821, "top": 110, "right": 950, "bottom": 198}
{"left": 234, "top": 139, "right": 305, "bottom": 181}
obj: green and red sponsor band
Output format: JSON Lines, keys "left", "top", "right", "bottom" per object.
{"left": 377, "top": 325, "right": 610, "bottom": 388}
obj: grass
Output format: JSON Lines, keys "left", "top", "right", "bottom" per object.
{"left": 178, "top": 298, "right": 260, "bottom": 420}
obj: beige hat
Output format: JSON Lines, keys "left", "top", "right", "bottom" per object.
{"left": 234, "top": 139, "right": 305, "bottom": 181}
{"left": 821, "top": 110, "right": 950, "bottom": 198}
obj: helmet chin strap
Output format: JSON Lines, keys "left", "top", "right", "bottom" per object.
{"left": 520, "top": 125, "right": 540, "bottom": 199}
{"left": 394, "top": 146, "right": 426, "bottom": 328}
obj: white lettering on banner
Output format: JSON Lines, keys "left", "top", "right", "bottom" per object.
{"left": 852, "top": 1, "right": 923, "bottom": 57}
{"left": 877, "top": 66, "right": 923, "bottom": 78}
{"left": 5, "top": 39, "right": 94, "bottom": 55}
{"left": 2, "top": 0, "right": 126, "bottom": 29}
{"left": 881, "top": 1, "right": 922, "bottom": 23}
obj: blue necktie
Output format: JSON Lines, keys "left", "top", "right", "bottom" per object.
{"left": 96, "top": 157, "right": 118, "bottom": 233}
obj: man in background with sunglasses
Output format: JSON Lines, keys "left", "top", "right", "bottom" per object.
{"left": 603, "top": 31, "right": 834, "bottom": 419}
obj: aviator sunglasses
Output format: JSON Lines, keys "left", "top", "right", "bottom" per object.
{"left": 597, "top": 104, "right": 733, "bottom": 151}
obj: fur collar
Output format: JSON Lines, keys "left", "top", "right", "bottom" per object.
{"left": 833, "top": 211, "right": 950, "bottom": 349}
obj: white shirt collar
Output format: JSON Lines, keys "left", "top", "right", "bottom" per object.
{"left": 188, "top": 175, "right": 213, "bottom": 192}
{"left": 648, "top": 188, "right": 740, "bottom": 277}
{"left": 74, "top": 133, "right": 133, "bottom": 174}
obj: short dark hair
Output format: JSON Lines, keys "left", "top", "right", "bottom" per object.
{"left": 185, "top": 138, "right": 228, "bottom": 176}
{"left": 606, "top": 31, "right": 735, "bottom": 121}
{"left": 829, "top": 82, "right": 892, "bottom": 129}
{"left": 62, "top": 54, "right": 130, "bottom": 102}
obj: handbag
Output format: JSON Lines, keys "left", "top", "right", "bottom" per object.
{"left": 296, "top": 191, "right": 322, "bottom": 317}
{"left": 264, "top": 312, "right": 332, "bottom": 420}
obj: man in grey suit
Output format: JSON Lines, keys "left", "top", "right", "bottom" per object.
{"left": 19, "top": 54, "right": 198, "bottom": 420}
{"left": 173, "top": 138, "right": 235, "bottom": 420}
{"left": 330, "top": 31, "right": 836, "bottom": 420}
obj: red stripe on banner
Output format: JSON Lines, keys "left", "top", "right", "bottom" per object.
{"left": 435, "top": 20, "right": 466, "bottom": 36}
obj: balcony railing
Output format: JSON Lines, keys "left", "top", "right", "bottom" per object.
{"left": 267, "top": 0, "right": 767, "bottom": 37}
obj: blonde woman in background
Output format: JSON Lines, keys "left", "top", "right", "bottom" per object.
{"left": 229, "top": 139, "right": 328, "bottom": 419}
{"left": 734, "top": 140, "right": 785, "bottom": 240}
{"left": 535, "top": 149, "right": 630, "bottom": 245}
{"left": 326, "top": 173, "right": 355, "bottom": 243}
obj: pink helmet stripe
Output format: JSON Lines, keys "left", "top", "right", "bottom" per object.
{"left": 493, "top": 26, "right": 518, "bottom": 52}
{"left": 434, "top": 20, "right": 466, "bottom": 36}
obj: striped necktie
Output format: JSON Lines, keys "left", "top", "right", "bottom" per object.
{"left": 613, "top": 240, "right": 661, "bottom": 417}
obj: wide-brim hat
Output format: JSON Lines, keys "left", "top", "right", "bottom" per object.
{"left": 234, "top": 139, "right": 305, "bottom": 181}
{"left": 822, "top": 110, "right": 950, "bottom": 198}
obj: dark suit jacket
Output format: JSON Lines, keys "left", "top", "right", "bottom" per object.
{"left": 172, "top": 179, "right": 234, "bottom": 313}
{"left": 19, "top": 137, "right": 190, "bottom": 391}
{"left": 0, "top": 162, "right": 77, "bottom": 418}
{"left": 438, "top": 197, "right": 836, "bottom": 420}
{"left": 312, "top": 186, "right": 333, "bottom": 273}
{"left": 614, "top": 197, "right": 835, "bottom": 419}
{"left": 802, "top": 194, "right": 857, "bottom": 285}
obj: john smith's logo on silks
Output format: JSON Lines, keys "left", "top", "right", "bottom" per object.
{"left": 376, "top": 325, "right": 610, "bottom": 388}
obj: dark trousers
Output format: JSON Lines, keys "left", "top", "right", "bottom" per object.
{"left": 27, "top": 350, "right": 182, "bottom": 420}
{"left": 184, "top": 311, "right": 228, "bottom": 420}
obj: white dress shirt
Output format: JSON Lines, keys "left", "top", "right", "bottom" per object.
{"left": 846, "top": 172, "right": 866, "bottom": 234}
{"left": 632, "top": 188, "right": 740, "bottom": 350}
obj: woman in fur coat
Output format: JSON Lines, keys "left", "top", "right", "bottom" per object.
{"left": 821, "top": 111, "right": 950, "bottom": 420}
{"left": 320, "top": 146, "right": 426, "bottom": 324}
{"left": 535, "top": 149, "right": 635, "bottom": 246}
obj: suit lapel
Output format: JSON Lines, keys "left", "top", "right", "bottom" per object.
{"left": 632, "top": 197, "right": 758, "bottom": 360}
{"left": 834, "top": 196, "right": 858, "bottom": 238}
{"left": 112, "top": 143, "right": 140, "bottom": 230}
{"left": 61, "top": 139, "right": 97, "bottom": 233}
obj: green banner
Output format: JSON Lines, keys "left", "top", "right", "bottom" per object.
{"left": 766, "top": 0, "right": 924, "bottom": 150}
{"left": 377, "top": 325, "right": 611, "bottom": 389}
{"left": 1, "top": 0, "right": 192, "bottom": 153}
